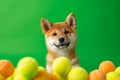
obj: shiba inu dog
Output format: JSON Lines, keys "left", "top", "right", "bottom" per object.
{"left": 40, "top": 13, "right": 79, "bottom": 73}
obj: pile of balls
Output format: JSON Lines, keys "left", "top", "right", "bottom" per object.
{"left": 0, "top": 57, "right": 88, "bottom": 80}
{"left": 0, "top": 57, "right": 58, "bottom": 80}
{"left": 0, "top": 57, "right": 120, "bottom": 80}
{"left": 89, "top": 60, "right": 120, "bottom": 80}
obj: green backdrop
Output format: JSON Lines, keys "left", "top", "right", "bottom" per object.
{"left": 0, "top": 0, "right": 120, "bottom": 73}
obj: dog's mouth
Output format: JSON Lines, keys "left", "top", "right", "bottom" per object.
{"left": 54, "top": 42, "right": 70, "bottom": 49}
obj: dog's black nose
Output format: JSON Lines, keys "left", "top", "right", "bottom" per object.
{"left": 59, "top": 37, "right": 65, "bottom": 43}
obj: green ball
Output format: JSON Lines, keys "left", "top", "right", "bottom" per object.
{"left": 52, "top": 57, "right": 72, "bottom": 76}
{"left": 67, "top": 67, "right": 88, "bottom": 80}
{"left": 17, "top": 57, "right": 39, "bottom": 79}
{"left": 106, "top": 72, "right": 120, "bottom": 80}
{"left": 115, "top": 67, "right": 120, "bottom": 73}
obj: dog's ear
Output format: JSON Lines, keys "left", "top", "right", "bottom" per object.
{"left": 40, "top": 18, "right": 52, "bottom": 33}
{"left": 65, "top": 13, "right": 76, "bottom": 28}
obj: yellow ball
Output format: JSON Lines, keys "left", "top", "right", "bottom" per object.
{"left": 52, "top": 57, "right": 72, "bottom": 76}
{"left": 17, "top": 57, "right": 39, "bottom": 79}
{"left": 106, "top": 72, "right": 120, "bottom": 80}
{"left": 68, "top": 67, "right": 88, "bottom": 80}
{"left": 14, "top": 73, "right": 28, "bottom": 80}
{"left": 115, "top": 67, "right": 120, "bottom": 73}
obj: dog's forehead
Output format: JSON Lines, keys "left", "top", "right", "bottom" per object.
{"left": 51, "top": 22, "right": 69, "bottom": 30}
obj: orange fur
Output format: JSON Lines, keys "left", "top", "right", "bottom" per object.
{"left": 40, "top": 13, "right": 79, "bottom": 73}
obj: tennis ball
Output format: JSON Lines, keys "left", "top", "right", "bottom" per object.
{"left": 17, "top": 57, "right": 39, "bottom": 79}
{"left": 115, "top": 67, "right": 120, "bottom": 73}
{"left": 106, "top": 72, "right": 120, "bottom": 80}
{"left": 52, "top": 57, "right": 72, "bottom": 76}
{"left": 99, "top": 60, "right": 115, "bottom": 74}
{"left": 68, "top": 67, "right": 88, "bottom": 80}
{"left": 14, "top": 73, "right": 28, "bottom": 80}
{"left": 13, "top": 68, "right": 19, "bottom": 76}
{"left": 0, "top": 60, "right": 14, "bottom": 78}
{"left": 89, "top": 69, "right": 105, "bottom": 80}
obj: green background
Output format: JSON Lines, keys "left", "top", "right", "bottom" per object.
{"left": 0, "top": 0, "right": 120, "bottom": 73}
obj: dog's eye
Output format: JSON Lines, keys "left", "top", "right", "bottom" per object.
{"left": 64, "top": 31, "right": 69, "bottom": 34}
{"left": 52, "top": 32, "right": 57, "bottom": 36}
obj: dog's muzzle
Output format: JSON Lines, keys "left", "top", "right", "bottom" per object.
{"left": 54, "top": 37, "right": 70, "bottom": 49}
{"left": 54, "top": 42, "right": 70, "bottom": 49}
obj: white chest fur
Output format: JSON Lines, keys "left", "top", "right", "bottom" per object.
{"left": 55, "top": 48, "right": 69, "bottom": 57}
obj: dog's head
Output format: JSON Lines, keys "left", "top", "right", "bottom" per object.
{"left": 40, "top": 13, "right": 77, "bottom": 51}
